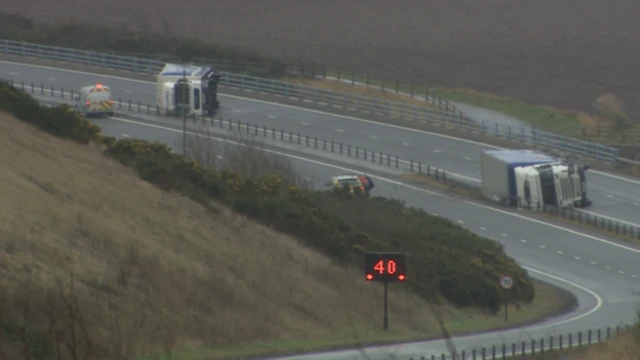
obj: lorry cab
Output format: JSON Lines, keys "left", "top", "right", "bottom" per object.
{"left": 77, "top": 84, "right": 113, "bottom": 117}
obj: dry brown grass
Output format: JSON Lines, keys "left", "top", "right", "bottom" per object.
{"left": 0, "top": 111, "right": 576, "bottom": 359}
{"left": 575, "top": 329, "right": 640, "bottom": 360}
{"left": 282, "top": 76, "right": 441, "bottom": 110}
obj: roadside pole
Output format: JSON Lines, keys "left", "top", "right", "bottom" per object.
{"left": 500, "top": 275, "right": 514, "bottom": 323}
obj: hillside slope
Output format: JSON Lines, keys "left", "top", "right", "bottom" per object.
{"left": 0, "top": 111, "right": 435, "bottom": 359}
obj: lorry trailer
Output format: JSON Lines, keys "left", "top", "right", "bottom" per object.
{"left": 481, "top": 150, "right": 591, "bottom": 209}
{"left": 156, "top": 63, "right": 221, "bottom": 117}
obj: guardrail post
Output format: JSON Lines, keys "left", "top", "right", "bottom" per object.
{"left": 461, "top": 350, "right": 465, "bottom": 360}
{"left": 540, "top": 338, "right": 544, "bottom": 354}
{"left": 521, "top": 341, "right": 525, "bottom": 356}
{"left": 597, "top": 329, "right": 601, "bottom": 342}
{"left": 578, "top": 331, "right": 582, "bottom": 346}
{"left": 339, "top": 143, "right": 342, "bottom": 154}
{"left": 419, "top": 162, "right": 422, "bottom": 173}
{"left": 148, "top": 104, "right": 152, "bottom": 114}
{"left": 137, "top": 101, "right": 141, "bottom": 112}
{"left": 549, "top": 336, "right": 553, "bottom": 350}
{"left": 364, "top": 149, "right": 367, "bottom": 160}
{"left": 289, "top": 131, "right": 292, "bottom": 142}
{"left": 559, "top": 334, "right": 563, "bottom": 349}
{"left": 531, "top": 339, "right": 535, "bottom": 355}
{"left": 355, "top": 147, "right": 359, "bottom": 158}
{"left": 272, "top": 127, "right": 275, "bottom": 138}
{"left": 508, "top": 125, "right": 512, "bottom": 139}
{"left": 607, "top": 327, "right": 610, "bottom": 340}
{"left": 237, "top": 120, "right": 240, "bottom": 131}
{"left": 50, "top": 86, "right": 54, "bottom": 96}
{"left": 331, "top": 140, "right": 334, "bottom": 152}
{"left": 128, "top": 100, "right": 131, "bottom": 110}
{"left": 230, "top": 120, "right": 233, "bottom": 130}
{"left": 314, "top": 137, "right": 318, "bottom": 149}
{"left": 348, "top": 144, "right": 351, "bottom": 156}
{"left": 492, "top": 345, "right": 496, "bottom": 359}
{"left": 410, "top": 161, "right": 414, "bottom": 171}
{"left": 481, "top": 347, "right": 485, "bottom": 360}
{"left": 263, "top": 125, "right": 267, "bottom": 136}
{"left": 246, "top": 122, "right": 250, "bottom": 133}
{"left": 20, "top": 80, "right": 24, "bottom": 90}
{"left": 472, "top": 348, "right": 476, "bottom": 360}
{"left": 41, "top": 84, "right": 44, "bottom": 95}
{"left": 298, "top": 133, "right": 301, "bottom": 145}
{"left": 379, "top": 151, "right": 383, "bottom": 164}
{"left": 511, "top": 343, "right": 516, "bottom": 357}
{"left": 255, "top": 124, "right": 258, "bottom": 135}
{"left": 616, "top": 325, "right": 620, "bottom": 335}
{"left": 371, "top": 150, "right": 375, "bottom": 162}
{"left": 30, "top": 82, "right": 34, "bottom": 93}
{"left": 280, "top": 129, "right": 284, "bottom": 140}
{"left": 395, "top": 156, "right": 398, "bottom": 167}
{"left": 305, "top": 135, "right": 309, "bottom": 146}
{"left": 569, "top": 333, "right": 573, "bottom": 348}
{"left": 387, "top": 154, "right": 390, "bottom": 166}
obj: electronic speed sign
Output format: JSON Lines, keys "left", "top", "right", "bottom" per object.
{"left": 365, "top": 252, "right": 407, "bottom": 282}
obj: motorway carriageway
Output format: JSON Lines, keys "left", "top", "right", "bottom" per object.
{"left": 12, "top": 60, "right": 640, "bottom": 358}
{"left": 3, "top": 61, "right": 640, "bottom": 228}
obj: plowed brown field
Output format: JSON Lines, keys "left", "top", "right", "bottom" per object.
{"left": 2, "top": 0, "right": 639, "bottom": 116}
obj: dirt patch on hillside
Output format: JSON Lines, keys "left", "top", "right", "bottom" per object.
{"left": 2, "top": 0, "right": 640, "bottom": 117}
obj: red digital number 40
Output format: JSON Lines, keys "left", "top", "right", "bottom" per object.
{"left": 373, "top": 260, "right": 397, "bottom": 274}
{"left": 365, "top": 252, "right": 406, "bottom": 282}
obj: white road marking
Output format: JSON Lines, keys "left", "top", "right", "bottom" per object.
{"left": 232, "top": 109, "right": 240, "bottom": 113}
{"left": 464, "top": 157, "right": 473, "bottom": 161}
{"left": 268, "top": 115, "right": 277, "bottom": 119}
{"left": 336, "top": 129, "right": 345, "bottom": 132}
{"left": 620, "top": 271, "right": 625, "bottom": 274}
{"left": 480, "top": 227, "right": 486, "bottom": 230}
{"left": 370, "top": 135, "right": 378, "bottom": 139}
{"left": 433, "top": 149, "right": 442, "bottom": 153}
{"left": 457, "top": 220, "right": 464, "bottom": 224}
{"left": 302, "top": 122, "right": 310, "bottom": 126}
{"left": 4, "top": 58, "right": 639, "bottom": 190}
{"left": 49, "top": 78, "right": 58, "bottom": 81}
{"left": 121, "top": 134, "right": 130, "bottom": 138}
{"left": 501, "top": 233, "right": 508, "bottom": 237}
{"left": 539, "top": 245, "right": 546, "bottom": 249}
{"left": 520, "top": 239, "right": 527, "bottom": 243}
{"left": 465, "top": 199, "right": 640, "bottom": 257}
{"left": 432, "top": 213, "right": 439, "bottom": 216}
{"left": 402, "top": 142, "right": 410, "bottom": 146}
{"left": 99, "top": 116, "right": 604, "bottom": 335}
{"left": 8, "top": 72, "right": 18, "bottom": 76}
{"left": 633, "top": 202, "right": 639, "bottom": 206}
{"left": 216, "top": 155, "right": 224, "bottom": 159}
{"left": 557, "top": 251, "right": 563, "bottom": 254}
{"left": 574, "top": 256, "right": 581, "bottom": 260}
{"left": 633, "top": 275, "right": 637, "bottom": 278}
{"left": 591, "top": 261, "right": 597, "bottom": 265}
{"left": 606, "top": 266, "right": 611, "bottom": 269}
{"left": 606, "top": 194, "right": 614, "bottom": 199}
{"left": 123, "top": 89, "right": 133, "bottom": 93}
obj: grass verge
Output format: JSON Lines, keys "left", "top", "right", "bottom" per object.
{"left": 0, "top": 79, "right": 577, "bottom": 359}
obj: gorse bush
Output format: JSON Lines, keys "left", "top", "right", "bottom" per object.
{"left": 0, "top": 13, "right": 288, "bottom": 78}
{"left": 0, "top": 79, "right": 535, "bottom": 313}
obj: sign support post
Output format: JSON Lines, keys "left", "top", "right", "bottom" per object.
{"left": 499, "top": 275, "right": 514, "bottom": 324}
{"left": 364, "top": 252, "right": 407, "bottom": 331}
{"left": 383, "top": 279, "right": 389, "bottom": 330}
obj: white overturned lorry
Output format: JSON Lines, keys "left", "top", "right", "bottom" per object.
{"left": 481, "top": 150, "right": 591, "bottom": 211}
{"left": 156, "top": 63, "right": 221, "bottom": 117}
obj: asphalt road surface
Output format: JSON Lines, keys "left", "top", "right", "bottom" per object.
{"left": 3, "top": 60, "right": 639, "bottom": 228}
{"left": 5, "top": 61, "right": 640, "bottom": 359}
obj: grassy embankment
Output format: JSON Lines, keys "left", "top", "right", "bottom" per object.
{"left": 0, "top": 79, "right": 575, "bottom": 359}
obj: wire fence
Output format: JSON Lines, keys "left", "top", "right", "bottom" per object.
{"left": 407, "top": 324, "right": 635, "bottom": 360}
{"left": 0, "top": 39, "right": 623, "bottom": 163}
{"left": 11, "top": 79, "right": 640, "bottom": 241}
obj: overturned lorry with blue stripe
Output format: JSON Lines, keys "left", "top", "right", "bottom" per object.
{"left": 481, "top": 150, "right": 591, "bottom": 210}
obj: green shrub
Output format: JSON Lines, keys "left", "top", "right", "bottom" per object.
{"left": 0, "top": 82, "right": 536, "bottom": 313}
{"left": 0, "top": 13, "right": 288, "bottom": 78}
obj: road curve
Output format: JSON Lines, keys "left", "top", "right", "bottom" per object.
{"left": 88, "top": 115, "right": 638, "bottom": 360}
{"left": 6, "top": 62, "right": 640, "bottom": 358}
{"left": 2, "top": 60, "right": 639, "bottom": 227}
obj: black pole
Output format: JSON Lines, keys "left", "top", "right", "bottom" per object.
{"left": 182, "top": 68, "right": 187, "bottom": 155}
{"left": 504, "top": 290, "right": 509, "bottom": 323}
{"left": 383, "top": 279, "right": 389, "bottom": 330}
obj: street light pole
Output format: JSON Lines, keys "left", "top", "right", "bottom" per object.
{"left": 182, "top": 67, "right": 187, "bottom": 155}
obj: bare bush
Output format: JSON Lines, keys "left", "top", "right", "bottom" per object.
{"left": 593, "top": 93, "right": 632, "bottom": 131}
{"left": 182, "top": 125, "right": 313, "bottom": 189}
